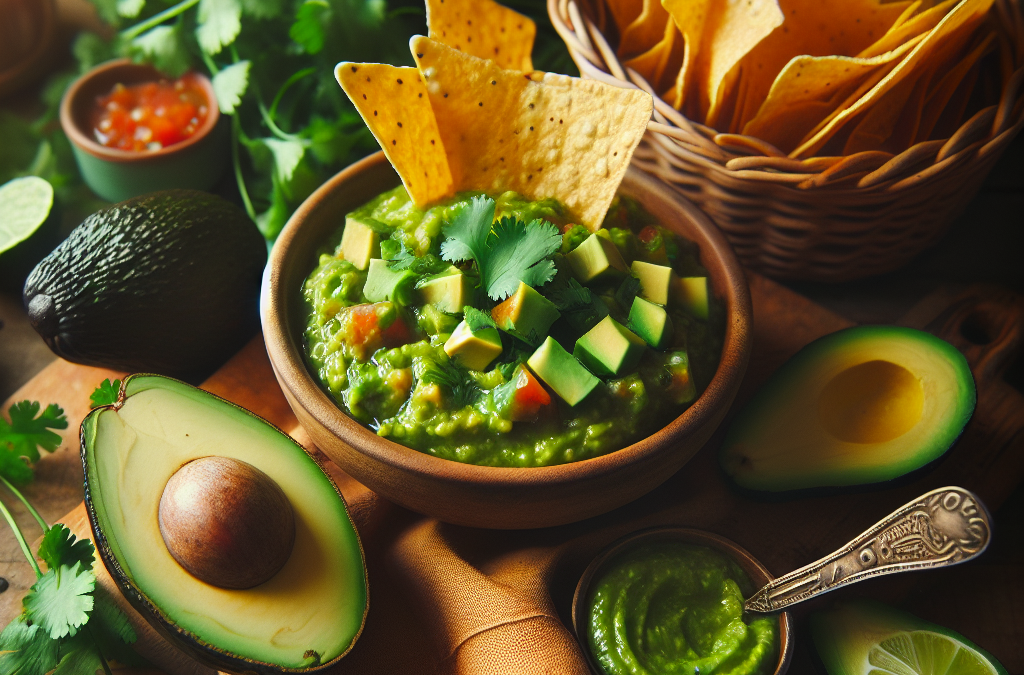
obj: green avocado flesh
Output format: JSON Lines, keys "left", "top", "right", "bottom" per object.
{"left": 720, "top": 325, "right": 975, "bottom": 492}
{"left": 811, "top": 600, "right": 1007, "bottom": 675}
{"left": 82, "top": 376, "right": 367, "bottom": 670}
{"left": 586, "top": 542, "right": 778, "bottom": 675}
{"left": 302, "top": 187, "right": 724, "bottom": 467}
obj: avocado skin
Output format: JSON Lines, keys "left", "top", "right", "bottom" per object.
{"left": 24, "top": 190, "right": 266, "bottom": 379}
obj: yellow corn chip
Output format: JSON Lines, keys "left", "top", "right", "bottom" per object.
{"left": 411, "top": 36, "right": 653, "bottom": 229}
{"left": 842, "top": 67, "right": 932, "bottom": 154}
{"left": 793, "top": 0, "right": 994, "bottom": 157}
{"left": 608, "top": 0, "right": 644, "bottom": 36}
{"left": 335, "top": 63, "right": 453, "bottom": 204}
{"left": 425, "top": 0, "right": 535, "bottom": 72}
{"left": 742, "top": 33, "right": 925, "bottom": 151}
{"left": 623, "top": 16, "right": 678, "bottom": 91}
{"left": 618, "top": 0, "right": 670, "bottom": 59}
{"left": 858, "top": 0, "right": 957, "bottom": 58}
{"left": 915, "top": 27, "right": 995, "bottom": 140}
{"left": 663, "top": 0, "right": 784, "bottom": 123}
{"left": 732, "top": 0, "right": 910, "bottom": 130}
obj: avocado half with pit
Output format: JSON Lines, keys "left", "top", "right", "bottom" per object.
{"left": 720, "top": 326, "right": 975, "bottom": 492}
{"left": 81, "top": 375, "right": 368, "bottom": 674}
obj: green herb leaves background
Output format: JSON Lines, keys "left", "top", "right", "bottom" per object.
{"left": 0, "top": 0, "right": 574, "bottom": 243}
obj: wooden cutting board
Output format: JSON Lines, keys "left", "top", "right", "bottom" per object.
{"left": 1, "top": 273, "right": 1021, "bottom": 673}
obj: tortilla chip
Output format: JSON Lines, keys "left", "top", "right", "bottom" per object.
{"left": 663, "top": 0, "right": 784, "bottom": 123}
{"left": 425, "top": 0, "right": 535, "bottom": 72}
{"left": 732, "top": 0, "right": 910, "bottom": 130}
{"left": 335, "top": 63, "right": 453, "bottom": 204}
{"left": 623, "top": 16, "right": 678, "bottom": 91}
{"left": 915, "top": 27, "right": 995, "bottom": 141}
{"left": 608, "top": 0, "right": 644, "bottom": 36}
{"left": 618, "top": 0, "right": 670, "bottom": 59}
{"left": 741, "top": 34, "right": 924, "bottom": 151}
{"left": 411, "top": 36, "right": 653, "bottom": 229}
{"left": 858, "top": 0, "right": 957, "bottom": 58}
{"left": 792, "top": 0, "right": 995, "bottom": 157}
{"left": 843, "top": 68, "right": 931, "bottom": 154}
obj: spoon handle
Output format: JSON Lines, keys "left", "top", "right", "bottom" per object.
{"left": 744, "top": 486, "right": 991, "bottom": 613}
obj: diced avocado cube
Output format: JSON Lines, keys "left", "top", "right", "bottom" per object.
{"left": 566, "top": 233, "right": 628, "bottom": 284}
{"left": 444, "top": 320, "right": 502, "bottom": 371}
{"left": 363, "top": 258, "right": 417, "bottom": 305}
{"left": 418, "top": 270, "right": 472, "bottom": 314}
{"left": 675, "top": 276, "right": 709, "bottom": 320}
{"left": 631, "top": 260, "right": 674, "bottom": 306}
{"left": 527, "top": 337, "right": 600, "bottom": 407}
{"left": 628, "top": 297, "right": 673, "bottom": 350}
{"left": 491, "top": 281, "right": 561, "bottom": 346}
{"left": 340, "top": 216, "right": 382, "bottom": 270}
{"left": 573, "top": 315, "right": 646, "bottom": 378}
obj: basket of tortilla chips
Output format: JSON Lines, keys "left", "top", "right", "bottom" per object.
{"left": 550, "top": 0, "right": 1024, "bottom": 281}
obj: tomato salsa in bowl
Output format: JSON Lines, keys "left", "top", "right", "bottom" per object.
{"left": 60, "top": 59, "right": 227, "bottom": 202}
{"left": 262, "top": 152, "right": 752, "bottom": 528}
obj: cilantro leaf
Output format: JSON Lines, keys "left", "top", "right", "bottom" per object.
{"left": 544, "top": 266, "right": 608, "bottom": 335}
{"left": 290, "top": 0, "right": 331, "bottom": 55}
{"left": 51, "top": 632, "right": 103, "bottom": 675}
{"left": 116, "top": 0, "right": 145, "bottom": 18}
{"left": 89, "top": 380, "right": 121, "bottom": 408}
{"left": 0, "top": 402, "right": 68, "bottom": 484}
{"left": 196, "top": 0, "right": 242, "bottom": 55}
{"left": 0, "top": 615, "right": 59, "bottom": 675}
{"left": 37, "top": 525, "right": 95, "bottom": 574}
{"left": 420, "top": 360, "right": 481, "bottom": 408}
{"left": 614, "top": 275, "right": 642, "bottom": 313}
{"left": 263, "top": 138, "right": 306, "bottom": 185}
{"left": 85, "top": 589, "right": 144, "bottom": 668}
{"left": 464, "top": 307, "right": 497, "bottom": 333}
{"left": 441, "top": 197, "right": 560, "bottom": 301}
{"left": 130, "top": 24, "right": 191, "bottom": 78}
{"left": 23, "top": 563, "right": 96, "bottom": 640}
{"left": 441, "top": 196, "right": 494, "bottom": 269}
{"left": 212, "top": 60, "right": 250, "bottom": 115}
{"left": 484, "top": 216, "right": 560, "bottom": 300}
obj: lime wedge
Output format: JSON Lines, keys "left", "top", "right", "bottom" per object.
{"left": 0, "top": 176, "right": 54, "bottom": 255}
{"left": 868, "top": 630, "right": 1000, "bottom": 675}
{"left": 812, "top": 600, "right": 1007, "bottom": 675}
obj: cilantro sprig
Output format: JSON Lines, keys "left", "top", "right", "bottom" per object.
{"left": 88, "top": 380, "right": 122, "bottom": 409}
{"left": 420, "top": 360, "right": 482, "bottom": 409}
{"left": 440, "top": 196, "right": 561, "bottom": 301}
{"left": 0, "top": 386, "right": 144, "bottom": 675}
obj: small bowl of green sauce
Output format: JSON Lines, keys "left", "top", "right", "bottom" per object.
{"left": 573, "top": 528, "right": 793, "bottom": 675}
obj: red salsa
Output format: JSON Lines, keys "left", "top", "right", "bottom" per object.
{"left": 90, "top": 74, "right": 209, "bottom": 152}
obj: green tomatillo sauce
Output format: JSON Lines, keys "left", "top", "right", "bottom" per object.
{"left": 302, "top": 186, "right": 724, "bottom": 467}
{"left": 586, "top": 542, "right": 778, "bottom": 675}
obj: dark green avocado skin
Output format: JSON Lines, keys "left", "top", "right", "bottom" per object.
{"left": 23, "top": 190, "right": 266, "bottom": 379}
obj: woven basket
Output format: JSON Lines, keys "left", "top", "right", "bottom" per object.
{"left": 549, "top": 0, "right": 1024, "bottom": 281}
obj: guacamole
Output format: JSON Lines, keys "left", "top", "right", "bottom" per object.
{"left": 586, "top": 542, "right": 778, "bottom": 675}
{"left": 302, "top": 186, "right": 723, "bottom": 467}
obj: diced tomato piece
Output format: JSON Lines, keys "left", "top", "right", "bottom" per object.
{"left": 89, "top": 73, "right": 209, "bottom": 151}
{"left": 380, "top": 312, "right": 412, "bottom": 347}
{"left": 638, "top": 226, "right": 659, "bottom": 244}
{"left": 341, "top": 302, "right": 413, "bottom": 360}
{"left": 510, "top": 365, "right": 551, "bottom": 422}
{"left": 491, "top": 294, "right": 517, "bottom": 329}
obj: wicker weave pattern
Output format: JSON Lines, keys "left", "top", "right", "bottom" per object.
{"left": 549, "top": 0, "right": 1024, "bottom": 281}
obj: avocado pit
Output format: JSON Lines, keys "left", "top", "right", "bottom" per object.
{"left": 158, "top": 456, "right": 296, "bottom": 589}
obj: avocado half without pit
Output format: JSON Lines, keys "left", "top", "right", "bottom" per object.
{"left": 720, "top": 326, "right": 976, "bottom": 493}
{"left": 81, "top": 375, "right": 368, "bottom": 674}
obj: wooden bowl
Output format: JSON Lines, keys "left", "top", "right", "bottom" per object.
{"left": 572, "top": 527, "right": 794, "bottom": 675}
{"left": 60, "top": 59, "right": 228, "bottom": 203}
{"left": 261, "top": 151, "right": 752, "bottom": 529}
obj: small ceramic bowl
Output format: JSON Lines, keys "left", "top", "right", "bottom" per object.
{"left": 60, "top": 59, "right": 227, "bottom": 203}
{"left": 261, "top": 151, "right": 752, "bottom": 529}
{"left": 572, "top": 527, "right": 794, "bottom": 675}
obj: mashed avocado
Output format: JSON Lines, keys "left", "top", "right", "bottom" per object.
{"left": 302, "top": 186, "right": 724, "bottom": 467}
{"left": 586, "top": 542, "right": 778, "bottom": 675}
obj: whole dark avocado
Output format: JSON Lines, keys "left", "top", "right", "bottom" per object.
{"left": 23, "top": 190, "right": 266, "bottom": 379}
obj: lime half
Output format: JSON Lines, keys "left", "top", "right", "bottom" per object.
{"left": 868, "top": 630, "right": 1001, "bottom": 675}
{"left": 0, "top": 176, "right": 54, "bottom": 255}
{"left": 812, "top": 600, "right": 1007, "bottom": 675}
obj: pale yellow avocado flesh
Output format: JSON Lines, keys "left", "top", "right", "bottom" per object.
{"left": 721, "top": 326, "right": 975, "bottom": 491}
{"left": 86, "top": 382, "right": 366, "bottom": 668}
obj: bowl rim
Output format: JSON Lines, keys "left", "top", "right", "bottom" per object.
{"left": 262, "top": 151, "right": 752, "bottom": 488}
{"left": 59, "top": 58, "right": 220, "bottom": 164}
{"left": 570, "top": 526, "right": 794, "bottom": 675}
